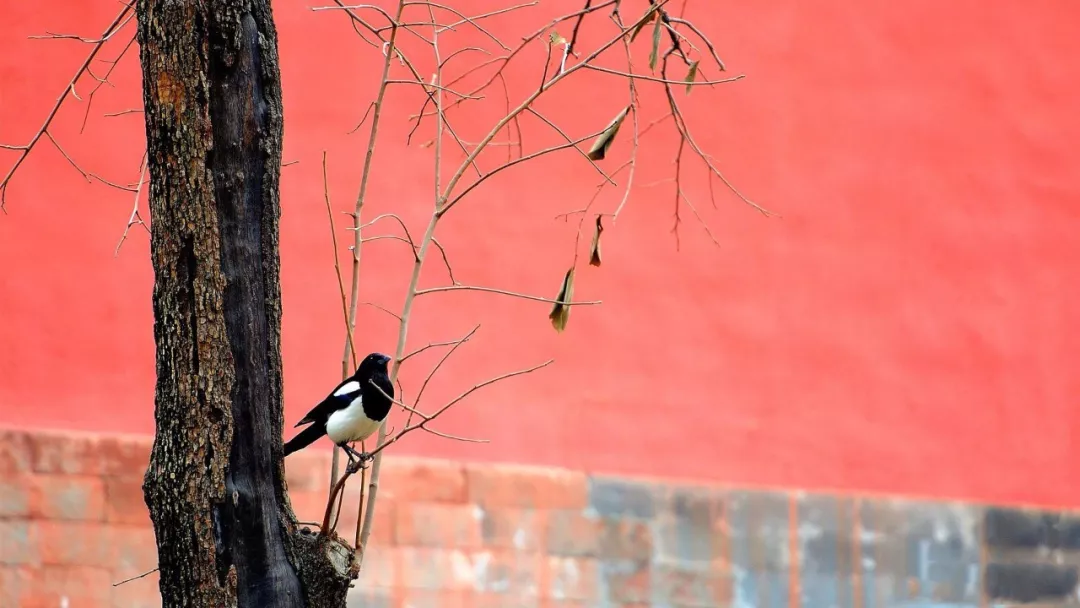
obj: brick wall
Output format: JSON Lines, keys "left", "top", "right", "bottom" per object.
{"left": 1, "top": 427, "right": 1078, "bottom": 607}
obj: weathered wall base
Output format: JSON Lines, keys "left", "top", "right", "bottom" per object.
{"left": 0, "top": 428, "right": 1077, "bottom": 607}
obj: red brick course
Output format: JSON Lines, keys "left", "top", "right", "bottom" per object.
{"left": 0, "top": 429, "right": 599, "bottom": 607}
{"left": 3, "top": 427, "right": 1070, "bottom": 607}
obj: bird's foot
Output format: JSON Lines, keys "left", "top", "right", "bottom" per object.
{"left": 344, "top": 452, "right": 373, "bottom": 475}
{"left": 341, "top": 443, "right": 363, "bottom": 463}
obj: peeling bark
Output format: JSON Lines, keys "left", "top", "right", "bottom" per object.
{"left": 136, "top": 1, "right": 355, "bottom": 606}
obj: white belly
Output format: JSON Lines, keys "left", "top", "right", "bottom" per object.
{"left": 325, "top": 399, "right": 383, "bottom": 444}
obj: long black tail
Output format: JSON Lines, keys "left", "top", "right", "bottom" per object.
{"left": 283, "top": 423, "right": 326, "bottom": 457}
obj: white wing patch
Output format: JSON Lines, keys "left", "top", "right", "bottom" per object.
{"left": 333, "top": 380, "right": 360, "bottom": 397}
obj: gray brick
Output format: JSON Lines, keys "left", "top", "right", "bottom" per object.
{"left": 797, "top": 494, "right": 857, "bottom": 608}
{"left": 728, "top": 490, "right": 790, "bottom": 573}
{"left": 985, "top": 506, "right": 1080, "bottom": 552}
{"left": 589, "top": 476, "right": 658, "bottom": 519}
{"left": 730, "top": 571, "right": 788, "bottom": 608}
{"left": 654, "top": 487, "right": 724, "bottom": 567}
{"left": 985, "top": 562, "right": 1079, "bottom": 603}
{"left": 800, "top": 573, "right": 851, "bottom": 608}
{"left": 860, "top": 497, "right": 980, "bottom": 604}
{"left": 798, "top": 493, "right": 841, "bottom": 575}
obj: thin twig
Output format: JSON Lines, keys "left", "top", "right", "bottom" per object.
{"left": 366, "top": 380, "right": 488, "bottom": 444}
{"left": 612, "top": 16, "right": 640, "bottom": 221}
{"left": 347, "top": 102, "right": 376, "bottom": 135}
{"left": 412, "top": 325, "right": 479, "bottom": 411}
{"left": 436, "top": 2, "right": 539, "bottom": 32}
{"left": 355, "top": 233, "right": 456, "bottom": 283}
{"left": 358, "top": 2, "right": 445, "bottom": 563}
{"left": 366, "top": 360, "right": 554, "bottom": 460}
{"left": 667, "top": 16, "right": 727, "bottom": 70}
{"left": 29, "top": 10, "right": 135, "bottom": 43}
{"left": 440, "top": 127, "right": 609, "bottom": 214}
{"left": 385, "top": 79, "right": 483, "bottom": 100}
{"left": 436, "top": 1, "right": 669, "bottom": 217}
{"left": 361, "top": 301, "right": 402, "bottom": 321}
{"left": 323, "top": 151, "right": 353, "bottom": 527}
{"left": 330, "top": 0, "right": 409, "bottom": 528}
{"left": 407, "top": 1, "right": 512, "bottom": 51}
{"left": 324, "top": 152, "right": 357, "bottom": 368}
{"left": 526, "top": 108, "right": 615, "bottom": 185}
{"left": 400, "top": 337, "right": 472, "bottom": 364}
{"left": 415, "top": 284, "right": 601, "bottom": 306}
{"left": 114, "top": 152, "right": 149, "bottom": 256}
{"left": 584, "top": 64, "right": 745, "bottom": 86}
{"left": 103, "top": 108, "right": 142, "bottom": 118}
{"left": 80, "top": 33, "right": 138, "bottom": 134}
{"left": 0, "top": 2, "right": 134, "bottom": 211}
{"left": 112, "top": 568, "right": 158, "bottom": 587}
{"left": 566, "top": 0, "right": 593, "bottom": 55}
{"left": 661, "top": 55, "right": 773, "bottom": 216}
{"left": 406, "top": 0, "right": 619, "bottom": 134}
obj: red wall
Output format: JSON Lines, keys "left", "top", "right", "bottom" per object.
{"left": 2, "top": 1, "right": 1079, "bottom": 508}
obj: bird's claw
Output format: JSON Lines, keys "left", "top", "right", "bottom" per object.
{"left": 344, "top": 452, "right": 373, "bottom": 475}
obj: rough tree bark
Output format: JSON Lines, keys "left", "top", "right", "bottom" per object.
{"left": 136, "top": 1, "right": 355, "bottom": 606}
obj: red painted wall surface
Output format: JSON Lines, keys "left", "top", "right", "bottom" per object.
{"left": 2, "top": 1, "right": 1079, "bottom": 508}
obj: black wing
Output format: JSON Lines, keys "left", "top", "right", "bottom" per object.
{"left": 293, "top": 378, "right": 362, "bottom": 427}
{"left": 361, "top": 374, "right": 395, "bottom": 422}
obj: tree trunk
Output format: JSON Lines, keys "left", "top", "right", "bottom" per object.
{"left": 136, "top": 1, "right": 355, "bottom": 606}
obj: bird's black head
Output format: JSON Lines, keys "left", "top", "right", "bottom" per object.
{"left": 355, "top": 352, "right": 392, "bottom": 378}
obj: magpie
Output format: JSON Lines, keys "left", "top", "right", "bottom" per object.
{"left": 283, "top": 352, "right": 394, "bottom": 467}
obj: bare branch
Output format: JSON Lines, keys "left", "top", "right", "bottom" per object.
{"left": 361, "top": 301, "right": 402, "bottom": 321}
{"left": 422, "top": 427, "right": 490, "bottom": 443}
{"left": 357, "top": 233, "right": 456, "bottom": 283}
{"left": 415, "top": 284, "right": 601, "bottom": 306}
{"left": 436, "top": 2, "right": 539, "bottom": 32}
{"left": 436, "top": 1, "right": 668, "bottom": 216}
{"left": 323, "top": 152, "right": 358, "bottom": 368}
{"left": 367, "top": 359, "right": 554, "bottom": 460}
{"left": 330, "top": 0, "right": 409, "bottom": 524}
{"left": 413, "top": 325, "right": 479, "bottom": 411}
{"left": 667, "top": 16, "right": 727, "bottom": 70}
{"left": 347, "top": 102, "right": 376, "bottom": 135}
{"left": 0, "top": 2, "right": 134, "bottom": 211}
{"left": 312, "top": 4, "right": 397, "bottom": 24}
{"left": 400, "top": 334, "right": 474, "bottom": 364}
{"left": 356, "top": 0, "right": 440, "bottom": 562}
{"left": 680, "top": 189, "right": 721, "bottom": 247}
{"left": 584, "top": 64, "right": 745, "bottom": 86}
{"left": 112, "top": 567, "right": 158, "bottom": 587}
{"left": 357, "top": 213, "right": 417, "bottom": 253}
{"left": 526, "top": 108, "right": 615, "bottom": 185}
{"left": 440, "top": 127, "right": 607, "bottom": 214}
{"left": 661, "top": 57, "right": 773, "bottom": 216}
{"left": 440, "top": 46, "right": 489, "bottom": 68}
{"left": 80, "top": 33, "right": 138, "bottom": 134}
{"left": 385, "top": 79, "right": 483, "bottom": 100}
{"left": 406, "top": 1, "right": 513, "bottom": 51}
{"left": 29, "top": 10, "right": 135, "bottom": 44}
{"left": 114, "top": 153, "right": 149, "bottom": 256}
{"left": 104, "top": 108, "right": 143, "bottom": 118}
{"left": 366, "top": 380, "right": 490, "bottom": 444}
{"left": 566, "top": 0, "right": 593, "bottom": 55}
{"left": 406, "top": 0, "right": 619, "bottom": 133}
